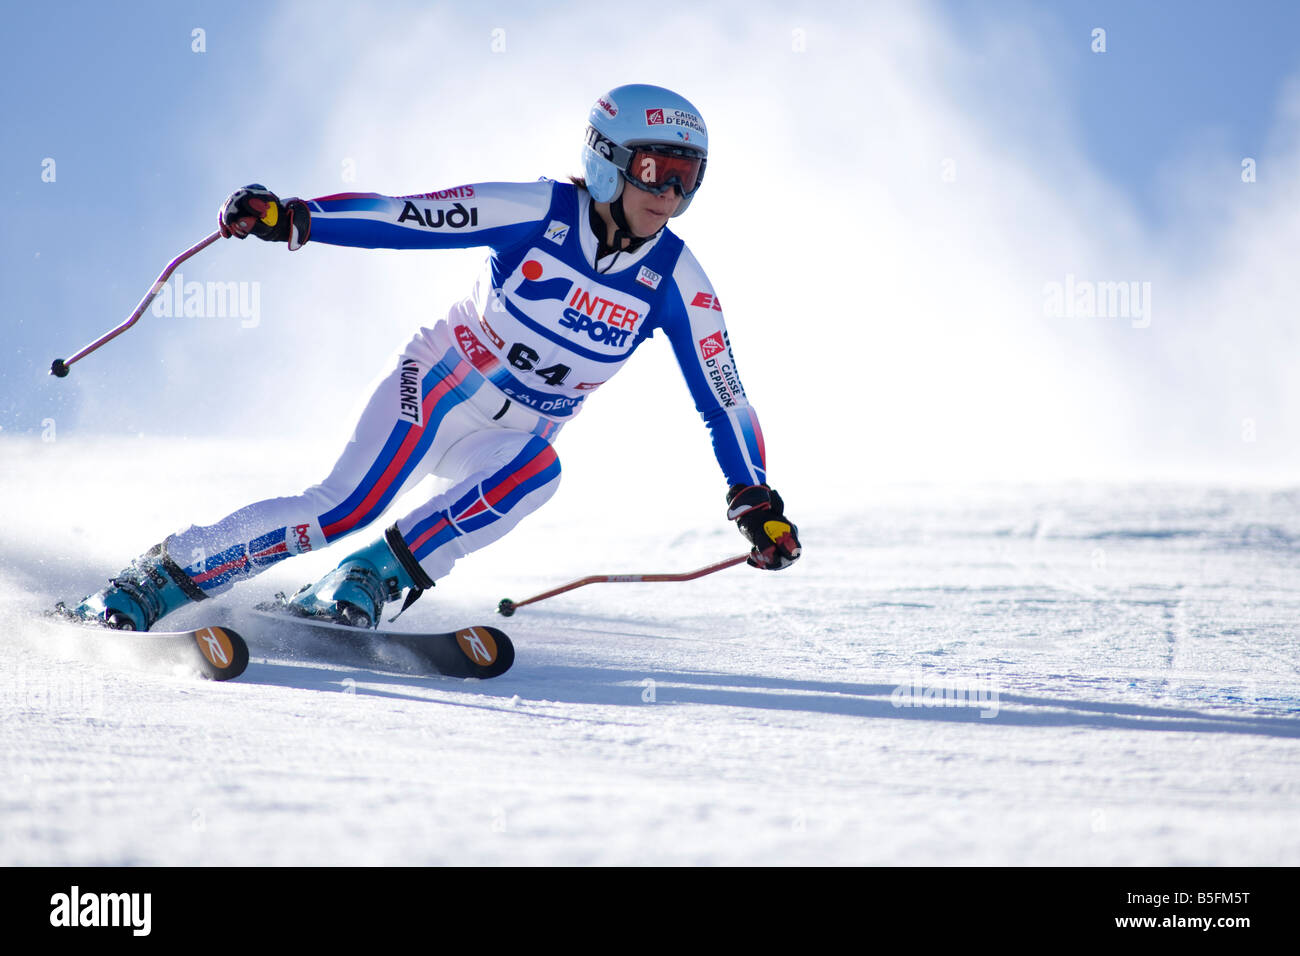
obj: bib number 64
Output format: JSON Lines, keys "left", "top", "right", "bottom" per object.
{"left": 508, "top": 342, "right": 571, "bottom": 387}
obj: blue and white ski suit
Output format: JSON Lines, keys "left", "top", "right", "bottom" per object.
{"left": 168, "top": 179, "right": 768, "bottom": 590}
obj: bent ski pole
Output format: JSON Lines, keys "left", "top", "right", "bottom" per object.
{"left": 50, "top": 230, "right": 223, "bottom": 377}
{"left": 497, "top": 552, "right": 750, "bottom": 616}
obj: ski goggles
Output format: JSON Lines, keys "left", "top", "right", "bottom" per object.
{"left": 624, "top": 144, "right": 705, "bottom": 197}
{"left": 588, "top": 126, "right": 705, "bottom": 198}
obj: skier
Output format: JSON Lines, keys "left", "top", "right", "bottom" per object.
{"left": 63, "top": 83, "right": 802, "bottom": 632}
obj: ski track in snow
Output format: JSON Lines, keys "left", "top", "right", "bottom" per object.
{"left": 2, "top": 438, "right": 1299, "bottom": 865}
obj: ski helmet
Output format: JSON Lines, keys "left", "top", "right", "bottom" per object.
{"left": 581, "top": 84, "right": 708, "bottom": 216}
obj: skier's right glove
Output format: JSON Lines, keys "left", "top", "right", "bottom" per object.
{"left": 218, "top": 184, "right": 311, "bottom": 250}
{"left": 727, "top": 483, "right": 802, "bottom": 570}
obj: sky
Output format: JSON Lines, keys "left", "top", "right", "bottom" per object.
{"left": 3, "top": 0, "right": 1300, "bottom": 488}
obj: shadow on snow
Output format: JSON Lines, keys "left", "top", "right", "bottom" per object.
{"left": 238, "top": 653, "right": 1300, "bottom": 739}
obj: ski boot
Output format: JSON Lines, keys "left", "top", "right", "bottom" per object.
{"left": 281, "top": 526, "right": 433, "bottom": 629}
{"left": 59, "top": 542, "right": 207, "bottom": 631}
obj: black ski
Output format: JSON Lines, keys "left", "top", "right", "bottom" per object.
{"left": 251, "top": 608, "right": 514, "bottom": 679}
{"left": 39, "top": 618, "right": 250, "bottom": 681}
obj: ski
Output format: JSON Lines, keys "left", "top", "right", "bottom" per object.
{"left": 39, "top": 618, "right": 250, "bottom": 682}
{"left": 251, "top": 607, "right": 515, "bottom": 679}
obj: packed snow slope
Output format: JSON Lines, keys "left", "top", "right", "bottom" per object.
{"left": 2, "top": 437, "right": 1298, "bottom": 865}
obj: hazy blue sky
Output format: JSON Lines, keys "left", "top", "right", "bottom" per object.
{"left": 941, "top": 0, "right": 1300, "bottom": 217}
{"left": 4, "top": 0, "right": 1300, "bottom": 481}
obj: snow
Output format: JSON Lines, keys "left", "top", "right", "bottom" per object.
{"left": 2, "top": 436, "right": 1298, "bottom": 865}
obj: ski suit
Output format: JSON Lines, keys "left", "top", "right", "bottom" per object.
{"left": 166, "top": 178, "right": 768, "bottom": 591}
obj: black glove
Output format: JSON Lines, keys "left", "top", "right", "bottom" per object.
{"left": 726, "top": 483, "right": 801, "bottom": 570}
{"left": 218, "top": 184, "right": 310, "bottom": 250}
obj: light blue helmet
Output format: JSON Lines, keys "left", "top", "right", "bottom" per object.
{"left": 581, "top": 84, "right": 708, "bottom": 216}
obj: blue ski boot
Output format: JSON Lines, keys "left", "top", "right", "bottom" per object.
{"left": 61, "top": 542, "right": 207, "bottom": 631}
{"left": 282, "top": 526, "right": 433, "bottom": 628}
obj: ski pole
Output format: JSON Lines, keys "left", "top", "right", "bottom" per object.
{"left": 50, "top": 230, "right": 223, "bottom": 377}
{"left": 497, "top": 552, "right": 751, "bottom": 616}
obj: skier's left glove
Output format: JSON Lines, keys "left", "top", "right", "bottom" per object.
{"left": 727, "top": 483, "right": 801, "bottom": 570}
{"left": 218, "top": 184, "right": 311, "bottom": 250}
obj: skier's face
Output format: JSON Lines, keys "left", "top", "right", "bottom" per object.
{"left": 620, "top": 182, "right": 682, "bottom": 236}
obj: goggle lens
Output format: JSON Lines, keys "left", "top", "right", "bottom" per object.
{"left": 627, "top": 147, "right": 703, "bottom": 196}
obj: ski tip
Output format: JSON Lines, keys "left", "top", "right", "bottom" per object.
{"left": 453, "top": 626, "right": 514, "bottom": 678}
{"left": 191, "top": 626, "right": 250, "bottom": 681}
